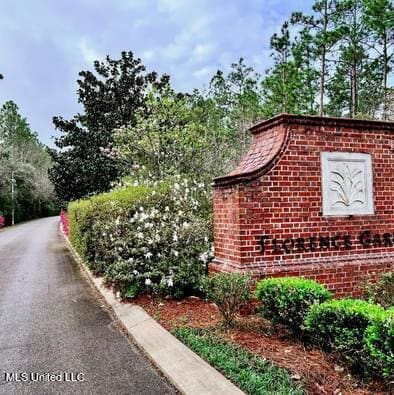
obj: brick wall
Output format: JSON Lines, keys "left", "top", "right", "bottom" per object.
{"left": 211, "top": 114, "right": 394, "bottom": 296}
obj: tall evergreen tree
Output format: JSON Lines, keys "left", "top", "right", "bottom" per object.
{"left": 228, "top": 58, "right": 263, "bottom": 150}
{"left": 50, "top": 51, "right": 169, "bottom": 202}
{"left": 327, "top": 0, "right": 377, "bottom": 118}
{"left": 362, "top": 0, "right": 394, "bottom": 119}
{"left": 262, "top": 22, "right": 293, "bottom": 115}
{"left": 291, "top": 1, "right": 343, "bottom": 115}
{"left": 262, "top": 22, "right": 319, "bottom": 116}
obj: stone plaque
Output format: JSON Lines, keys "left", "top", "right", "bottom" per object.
{"left": 321, "top": 152, "right": 374, "bottom": 216}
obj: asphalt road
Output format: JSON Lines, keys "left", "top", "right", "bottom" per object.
{"left": 0, "top": 217, "right": 175, "bottom": 395}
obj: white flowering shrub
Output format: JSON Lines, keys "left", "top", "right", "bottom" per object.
{"left": 68, "top": 177, "right": 213, "bottom": 298}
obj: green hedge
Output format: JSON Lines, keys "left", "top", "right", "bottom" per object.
{"left": 304, "top": 298, "right": 385, "bottom": 372}
{"left": 173, "top": 327, "right": 305, "bottom": 395}
{"left": 68, "top": 184, "right": 161, "bottom": 268}
{"left": 365, "top": 309, "right": 394, "bottom": 380}
{"left": 255, "top": 277, "right": 332, "bottom": 334}
{"left": 68, "top": 178, "right": 212, "bottom": 298}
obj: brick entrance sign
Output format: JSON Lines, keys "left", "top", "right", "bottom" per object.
{"left": 212, "top": 114, "right": 394, "bottom": 296}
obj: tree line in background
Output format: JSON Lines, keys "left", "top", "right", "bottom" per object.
{"left": 49, "top": 0, "right": 394, "bottom": 204}
{"left": 0, "top": 101, "right": 57, "bottom": 225}
{"left": 0, "top": 0, "right": 391, "bottom": 222}
{"left": 266, "top": 0, "right": 394, "bottom": 119}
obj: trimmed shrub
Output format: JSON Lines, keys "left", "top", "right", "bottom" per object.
{"left": 68, "top": 177, "right": 213, "bottom": 298}
{"left": 255, "top": 277, "right": 332, "bottom": 334}
{"left": 202, "top": 273, "right": 253, "bottom": 327}
{"left": 304, "top": 298, "right": 385, "bottom": 370}
{"left": 363, "top": 272, "right": 394, "bottom": 309}
{"left": 365, "top": 309, "right": 394, "bottom": 380}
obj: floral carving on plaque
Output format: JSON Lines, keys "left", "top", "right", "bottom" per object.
{"left": 330, "top": 163, "right": 364, "bottom": 207}
{"left": 321, "top": 152, "right": 374, "bottom": 216}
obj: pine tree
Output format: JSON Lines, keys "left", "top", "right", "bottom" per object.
{"left": 291, "top": 0, "right": 343, "bottom": 115}
{"left": 327, "top": 0, "right": 377, "bottom": 118}
{"left": 362, "top": 0, "right": 394, "bottom": 119}
{"left": 262, "top": 22, "right": 319, "bottom": 116}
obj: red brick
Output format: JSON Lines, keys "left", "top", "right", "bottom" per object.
{"left": 211, "top": 114, "right": 394, "bottom": 296}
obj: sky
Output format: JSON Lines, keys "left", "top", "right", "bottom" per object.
{"left": 0, "top": 0, "right": 314, "bottom": 146}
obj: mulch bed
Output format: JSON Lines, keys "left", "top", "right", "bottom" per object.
{"left": 133, "top": 295, "right": 390, "bottom": 395}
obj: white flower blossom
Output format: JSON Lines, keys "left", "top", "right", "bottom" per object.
{"left": 145, "top": 278, "right": 152, "bottom": 286}
{"left": 139, "top": 212, "right": 148, "bottom": 222}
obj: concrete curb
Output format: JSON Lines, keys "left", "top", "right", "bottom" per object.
{"left": 62, "top": 228, "right": 244, "bottom": 395}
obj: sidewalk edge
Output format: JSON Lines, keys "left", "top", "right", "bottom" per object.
{"left": 61, "top": 225, "right": 244, "bottom": 395}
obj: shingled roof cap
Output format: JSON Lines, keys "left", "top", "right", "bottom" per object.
{"left": 214, "top": 113, "right": 394, "bottom": 186}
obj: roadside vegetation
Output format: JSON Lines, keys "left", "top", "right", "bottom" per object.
{"left": 0, "top": 101, "right": 57, "bottom": 225}
{"left": 130, "top": 272, "right": 393, "bottom": 393}
{"left": 55, "top": 0, "right": 393, "bottom": 393}
{"left": 173, "top": 327, "right": 306, "bottom": 395}
{"left": 68, "top": 178, "right": 212, "bottom": 299}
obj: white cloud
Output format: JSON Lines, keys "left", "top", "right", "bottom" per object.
{"left": 77, "top": 37, "right": 100, "bottom": 65}
{"left": 142, "top": 49, "right": 156, "bottom": 61}
{"left": 0, "top": 0, "right": 316, "bottom": 144}
{"left": 192, "top": 43, "right": 215, "bottom": 61}
{"left": 193, "top": 66, "right": 212, "bottom": 79}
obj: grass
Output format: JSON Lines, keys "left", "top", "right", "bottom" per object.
{"left": 173, "top": 327, "right": 305, "bottom": 395}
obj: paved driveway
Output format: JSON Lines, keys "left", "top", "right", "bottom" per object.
{"left": 0, "top": 217, "right": 175, "bottom": 394}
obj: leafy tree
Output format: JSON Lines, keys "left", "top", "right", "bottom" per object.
{"left": 0, "top": 101, "right": 56, "bottom": 224}
{"left": 227, "top": 58, "right": 263, "bottom": 150}
{"left": 386, "top": 87, "right": 394, "bottom": 120}
{"left": 262, "top": 22, "right": 319, "bottom": 116}
{"left": 204, "top": 60, "right": 263, "bottom": 171}
{"left": 208, "top": 59, "right": 262, "bottom": 141}
{"left": 262, "top": 22, "right": 294, "bottom": 115}
{"left": 114, "top": 59, "right": 263, "bottom": 184}
{"left": 113, "top": 86, "right": 209, "bottom": 180}
{"left": 50, "top": 51, "right": 169, "bottom": 202}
